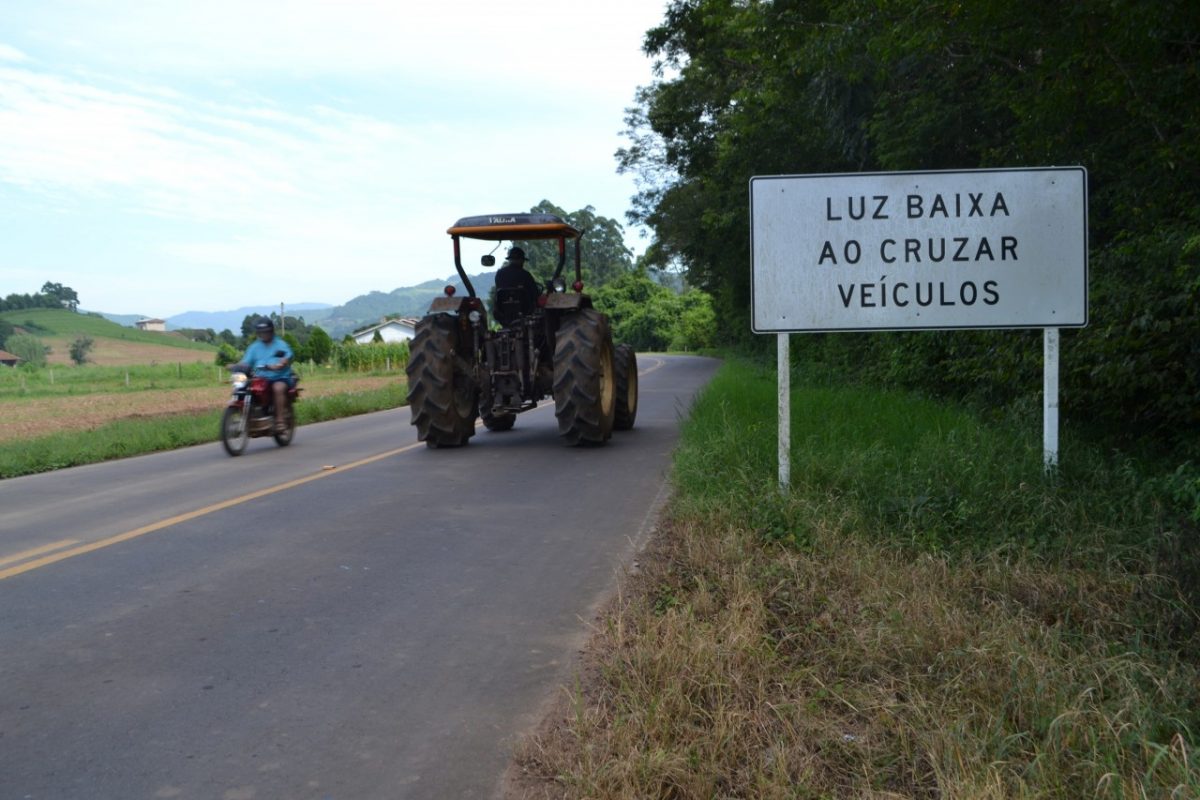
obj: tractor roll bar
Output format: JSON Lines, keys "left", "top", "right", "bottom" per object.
{"left": 451, "top": 236, "right": 477, "bottom": 298}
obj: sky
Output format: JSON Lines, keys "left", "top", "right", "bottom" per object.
{"left": 0, "top": 0, "right": 667, "bottom": 317}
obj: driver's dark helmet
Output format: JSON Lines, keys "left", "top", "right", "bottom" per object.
{"left": 506, "top": 246, "right": 526, "bottom": 262}
{"left": 254, "top": 319, "right": 275, "bottom": 335}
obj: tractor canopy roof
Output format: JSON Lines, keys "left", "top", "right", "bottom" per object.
{"left": 447, "top": 213, "right": 581, "bottom": 241}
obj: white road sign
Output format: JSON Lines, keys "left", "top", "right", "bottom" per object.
{"left": 750, "top": 167, "right": 1088, "bottom": 332}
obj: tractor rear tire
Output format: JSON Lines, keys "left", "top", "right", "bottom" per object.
{"left": 613, "top": 344, "right": 638, "bottom": 431}
{"left": 553, "top": 309, "right": 616, "bottom": 446}
{"left": 406, "top": 314, "right": 477, "bottom": 448}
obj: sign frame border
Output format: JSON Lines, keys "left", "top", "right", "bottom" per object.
{"left": 749, "top": 166, "right": 1089, "bottom": 334}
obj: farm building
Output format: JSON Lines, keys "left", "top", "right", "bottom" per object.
{"left": 135, "top": 318, "right": 167, "bottom": 332}
{"left": 352, "top": 318, "right": 418, "bottom": 344}
{"left": 0, "top": 349, "right": 21, "bottom": 367}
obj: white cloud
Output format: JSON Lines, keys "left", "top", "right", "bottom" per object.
{"left": 0, "top": 43, "right": 28, "bottom": 62}
{"left": 0, "top": 2, "right": 665, "bottom": 314}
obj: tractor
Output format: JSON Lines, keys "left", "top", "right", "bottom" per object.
{"left": 405, "top": 213, "right": 638, "bottom": 447}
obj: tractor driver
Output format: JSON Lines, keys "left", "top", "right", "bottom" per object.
{"left": 493, "top": 246, "right": 541, "bottom": 325}
{"left": 242, "top": 318, "right": 295, "bottom": 432}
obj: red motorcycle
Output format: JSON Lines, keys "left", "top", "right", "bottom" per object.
{"left": 220, "top": 361, "right": 301, "bottom": 456}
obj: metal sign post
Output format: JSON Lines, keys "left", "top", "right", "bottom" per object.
{"left": 1044, "top": 328, "right": 1059, "bottom": 472}
{"left": 778, "top": 332, "right": 790, "bottom": 492}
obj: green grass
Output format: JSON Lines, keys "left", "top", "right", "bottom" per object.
{"left": 0, "top": 383, "right": 409, "bottom": 478}
{"left": 1, "top": 308, "right": 214, "bottom": 352}
{"left": 0, "top": 362, "right": 227, "bottom": 398}
{"left": 518, "top": 357, "right": 1200, "bottom": 799}
{"left": 0, "top": 361, "right": 391, "bottom": 399}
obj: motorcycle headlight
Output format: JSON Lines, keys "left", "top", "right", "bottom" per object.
{"left": 230, "top": 371, "right": 248, "bottom": 389}
{"left": 551, "top": 277, "right": 567, "bottom": 293}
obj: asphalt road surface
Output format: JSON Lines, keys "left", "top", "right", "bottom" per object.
{"left": 0, "top": 354, "right": 718, "bottom": 800}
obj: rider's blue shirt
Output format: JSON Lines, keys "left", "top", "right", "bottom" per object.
{"left": 242, "top": 337, "right": 294, "bottom": 381}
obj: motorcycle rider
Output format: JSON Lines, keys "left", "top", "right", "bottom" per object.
{"left": 241, "top": 318, "right": 295, "bottom": 432}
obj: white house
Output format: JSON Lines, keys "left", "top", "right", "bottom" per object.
{"left": 352, "top": 318, "right": 418, "bottom": 344}
{"left": 135, "top": 318, "right": 167, "bottom": 332}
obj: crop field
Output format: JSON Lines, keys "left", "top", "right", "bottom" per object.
{"left": 0, "top": 372, "right": 403, "bottom": 443}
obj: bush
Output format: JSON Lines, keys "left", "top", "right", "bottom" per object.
{"left": 214, "top": 343, "right": 240, "bottom": 366}
{"left": 5, "top": 333, "right": 48, "bottom": 367}
{"left": 68, "top": 335, "right": 94, "bottom": 365}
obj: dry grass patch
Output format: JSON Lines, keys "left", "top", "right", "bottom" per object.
{"left": 515, "top": 515, "right": 1199, "bottom": 799}
{"left": 510, "top": 358, "right": 1200, "bottom": 799}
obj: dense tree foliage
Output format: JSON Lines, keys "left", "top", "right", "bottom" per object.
{"left": 1, "top": 281, "right": 81, "bottom": 312}
{"left": 306, "top": 326, "right": 333, "bottom": 365}
{"left": 593, "top": 269, "right": 716, "bottom": 351}
{"left": 510, "top": 200, "right": 635, "bottom": 289}
{"left": 0, "top": 319, "right": 13, "bottom": 351}
{"left": 622, "top": 0, "right": 1199, "bottom": 452}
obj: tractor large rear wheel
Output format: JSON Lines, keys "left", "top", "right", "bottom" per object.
{"left": 613, "top": 343, "right": 638, "bottom": 431}
{"left": 552, "top": 309, "right": 615, "bottom": 446}
{"left": 405, "top": 314, "right": 478, "bottom": 447}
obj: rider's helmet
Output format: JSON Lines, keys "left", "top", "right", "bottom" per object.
{"left": 254, "top": 319, "right": 275, "bottom": 337}
{"left": 506, "top": 246, "right": 526, "bottom": 263}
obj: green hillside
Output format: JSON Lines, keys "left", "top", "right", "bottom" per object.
{"left": 1, "top": 308, "right": 214, "bottom": 353}
{"left": 314, "top": 272, "right": 497, "bottom": 336}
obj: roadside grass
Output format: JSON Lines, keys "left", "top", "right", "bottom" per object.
{"left": 0, "top": 362, "right": 227, "bottom": 398}
{"left": 0, "top": 383, "right": 409, "bottom": 478}
{"left": 0, "top": 361, "right": 381, "bottom": 399}
{"left": 516, "top": 358, "right": 1200, "bottom": 798}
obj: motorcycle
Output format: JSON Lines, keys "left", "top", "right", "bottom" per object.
{"left": 220, "top": 358, "right": 301, "bottom": 456}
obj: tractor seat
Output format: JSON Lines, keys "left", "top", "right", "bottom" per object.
{"left": 493, "top": 287, "right": 530, "bottom": 327}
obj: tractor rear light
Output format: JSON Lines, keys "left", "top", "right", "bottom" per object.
{"left": 537, "top": 294, "right": 548, "bottom": 307}
{"left": 572, "top": 280, "right": 584, "bottom": 292}
{"left": 444, "top": 285, "right": 456, "bottom": 296}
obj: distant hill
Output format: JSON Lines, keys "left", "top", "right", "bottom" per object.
{"left": 166, "top": 303, "right": 332, "bottom": 333}
{"left": 0, "top": 308, "right": 217, "bottom": 366}
{"left": 313, "top": 273, "right": 496, "bottom": 336}
{"left": 89, "top": 311, "right": 144, "bottom": 327}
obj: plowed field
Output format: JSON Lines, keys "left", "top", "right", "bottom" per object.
{"left": 0, "top": 376, "right": 402, "bottom": 443}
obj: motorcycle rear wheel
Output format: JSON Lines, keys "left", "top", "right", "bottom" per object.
{"left": 221, "top": 406, "right": 249, "bottom": 456}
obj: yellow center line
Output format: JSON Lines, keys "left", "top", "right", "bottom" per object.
{"left": 0, "top": 539, "right": 81, "bottom": 568}
{"left": 638, "top": 357, "right": 667, "bottom": 378}
{"left": 0, "top": 440, "right": 425, "bottom": 582}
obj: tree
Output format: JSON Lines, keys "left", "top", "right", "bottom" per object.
{"left": 5, "top": 333, "right": 48, "bottom": 367}
{"left": 0, "top": 319, "right": 13, "bottom": 350}
{"left": 307, "top": 326, "right": 333, "bottom": 364}
{"left": 622, "top": 0, "right": 1200, "bottom": 451}
{"left": 41, "top": 282, "right": 80, "bottom": 311}
{"left": 215, "top": 343, "right": 240, "bottom": 366}
{"left": 68, "top": 335, "right": 94, "bottom": 365}
{"left": 503, "top": 200, "right": 635, "bottom": 290}
{"left": 592, "top": 269, "right": 716, "bottom": 352}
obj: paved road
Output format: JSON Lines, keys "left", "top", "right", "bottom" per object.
{"left": 0, "top": 354, "right": 718, "bottom": 799}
